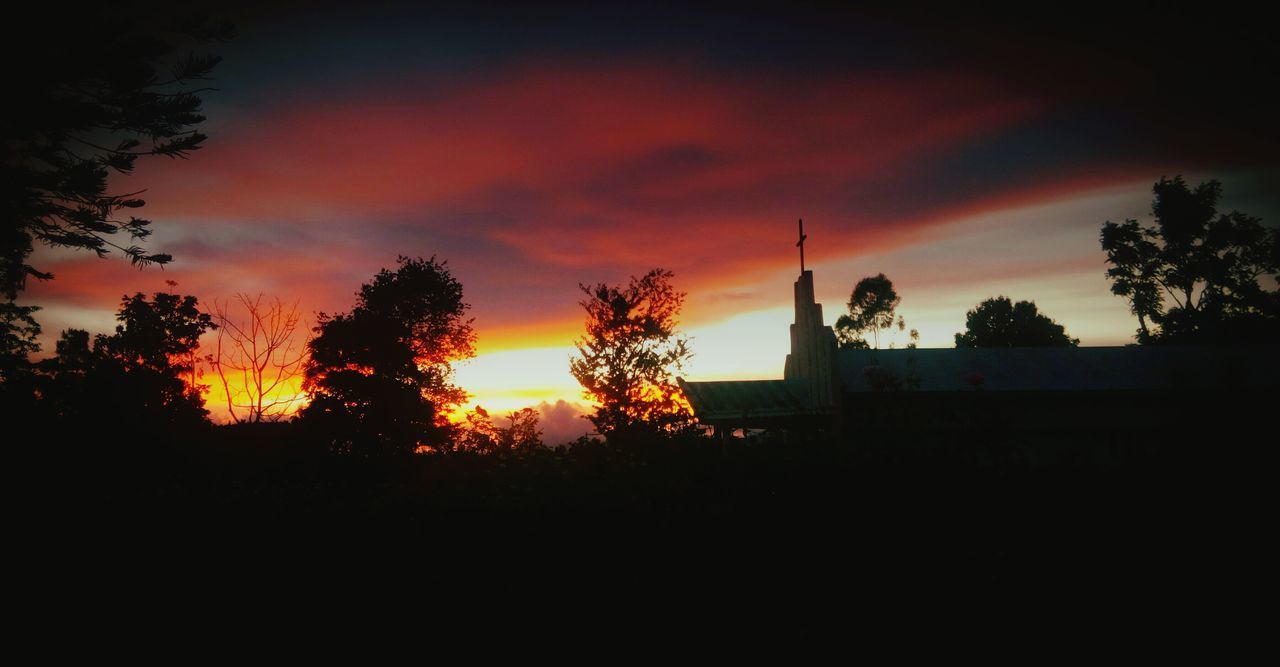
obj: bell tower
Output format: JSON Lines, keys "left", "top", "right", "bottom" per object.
{"left": 783, "top": 219, "right": 840, "bottom": 412}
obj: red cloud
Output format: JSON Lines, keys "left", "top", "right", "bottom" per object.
{"left": 136, "top": 60, "right": 1040, "bottom": 224}
{"left": 33, "top": 58, "right": 1165, "bottom": 355}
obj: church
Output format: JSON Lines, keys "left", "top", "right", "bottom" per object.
{"left": 677, "top": 263, "right": 842, "bottom": 435}
{"left": 677, "top": 222, "right": 1280, "bottom": 443}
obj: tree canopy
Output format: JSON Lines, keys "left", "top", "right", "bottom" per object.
{"left": 458, "top": 406, "right": 544, "bottom": 454}
{"left": 1101, "top": 176, "right": 1280, "bottom": 344}
{"left": 0, "top": 301, "right": 41, "bottom": 385}
{"left": 834, "top": 273, "right": 915, "bottom": 349}
{"left": 954, "top": 297, "right": 1079, "bottom": 348}
{"left": 569, "top": 268, "right": 694, "bottom": 437}
{"left": 301, "top": 256, "right": 475, "bottom": 455}
{"left": 35, "top": 291, "right": 216, "bottom": 429}
{"left": 1, "top": 7, "right": 233, "bottom": 299}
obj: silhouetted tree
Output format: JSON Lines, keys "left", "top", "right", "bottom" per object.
{"left": 570, "top": 268, "right": 694, "bottom": 437}
{"left": 0, "top": 301, "right": 40, "bottom": 377}
{"left": 0, "top": 300, "right": 42, "bottom": 413}
{"left": 95, "top": 291, "right": 216, "bottom": 422}
{"left": 54, "top": 328, "right": 94, "bottom": 372}
{"left": 459, "top": 406, "right": 544, "bottom": 454}
{"left": 35, "top": 292, "right": 215, "bottom": 429}
{"left": 500, "top": 407, "right": 544, "bottom": 451}
{"left": 36, "top": 329, "right": 96, "bottom": 422}
{"left": 459, "top": 406, "right": 501, "bottom": 453}
{"left": 209, "top": 294, "right": 309, "bottom": 423}
{"left": 301, "top": 256, "right": 475, "bottom": 456}
{"left": 1, "top": 7, "right": 234, "bottom": 298}
{"left": 954, "top": 297, "right": 1079, "bottom": 347}
{"left": 1101, "top": 176, "right": 1280, "bottom": 343}
{"left": 835, "top": 274, "right": 916, "bottom": 349}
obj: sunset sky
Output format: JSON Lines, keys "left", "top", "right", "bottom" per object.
{"left": 23, "top": 2, "right": 1278, "bottom": 440}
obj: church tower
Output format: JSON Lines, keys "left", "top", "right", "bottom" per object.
{"left": 783, "top": 220, "right": 841, "bottom": 413}
{"left": 678, "top": 218, "right": 843, "bottom": 434}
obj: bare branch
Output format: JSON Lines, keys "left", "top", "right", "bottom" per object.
{"left": 207, "top": 293, "right": 310, "bottom": 423}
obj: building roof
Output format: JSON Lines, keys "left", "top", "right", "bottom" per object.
{"left": 677, "top": 378, "right": 817, "bottom": 425}
{"left": 838, "top": 345, "right": 1280, "bottom": 392}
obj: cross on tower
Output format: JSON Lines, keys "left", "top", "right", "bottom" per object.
{"left": 796, "top": 218, "right": 808, "bottom": 273}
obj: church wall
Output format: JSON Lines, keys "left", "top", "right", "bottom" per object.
{"left": 837, "top": 387, "right": 1273, "bottom": 465}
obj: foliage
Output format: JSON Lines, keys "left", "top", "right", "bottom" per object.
{"left": 208, "top": 294, "right": 309, "bottom": 423}
{"left": 301, "top": 256, "right": 476, "bottom": 456}
{"left": 895, "top": 320, "right": 920, "bottom": 350}
{"left": 98, "top": 292, "right": 213, "bottom": 373}
{"left": 1101, "top": 176, "right": 1280, "bottom": 343}
{"left": 458, "top": 406, "right": 544, "bottom": 454}
{"left": 1, "top": 7, "right": 234, "bottom": 299}
{"left": 34, "top": 292, "right": 216, "bottom": 427}
{"left": 0, "top": 300, "right": 42, "bottom": 412}
{"left": 954, "top": 296, "right": 1079, "bottom": 347}
{"left": 501, "top": 407, "right": 544, "bottom": 450}
{"left": 0, "top": 300, "right": 41, "bottom": 380}
{"left": 834, "top": 273, "right": 917, "bottom": 349}
{"left": 569, "top": 268, "right": 694, "bottom": 437}
{"left": 97, "top": 291, "right": 215, "bottom": 421}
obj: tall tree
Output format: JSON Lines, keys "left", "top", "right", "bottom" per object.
{"left": 301, "top": 256, "right": 475, "bottom": 456}
{"left": 1, "top": 7, "right": 234, "bottom": 298}
{"left": 954, "top": 297, "right": 1079, "bottom": 348}
{"left": 570, "top": 268, "right": 694, "bottom": 437}
{"left": 834, "top": 273, "right": 915, "bottom": 349}
{"left": 1101, "top": 176, "right": 1280, "bottom": 343}
{"left": 2, "top": 7, "right": 231, "bottom": 406}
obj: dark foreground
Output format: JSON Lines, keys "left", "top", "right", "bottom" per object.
{"left": 23, "top": 409, "right": 1266, "bottom": 601}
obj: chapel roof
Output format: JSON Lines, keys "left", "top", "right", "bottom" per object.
{"left": 837, "top": 345, "right": 1280, "bottom": 393}
{"left": 677, "top": 378, "right": 817, "bottom": 425}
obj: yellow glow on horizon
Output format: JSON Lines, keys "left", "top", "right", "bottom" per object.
{"left": 682, "top": 307, "right": 793, "bottom": 380}
{"left": 202, "top": 368, "right": 308, "bottom": 424}
{"left": 473, "top": 319, "right": 582, "bottom": 354}
{"left": 454, "top": 308, "right": 802, "bottom": 417}
{"left": 453, "top": 345, "right": 585, "bottom": 414}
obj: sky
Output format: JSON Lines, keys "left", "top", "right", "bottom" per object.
{"left": 21, "top": 2, "right": 1280, "bottom": 442}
